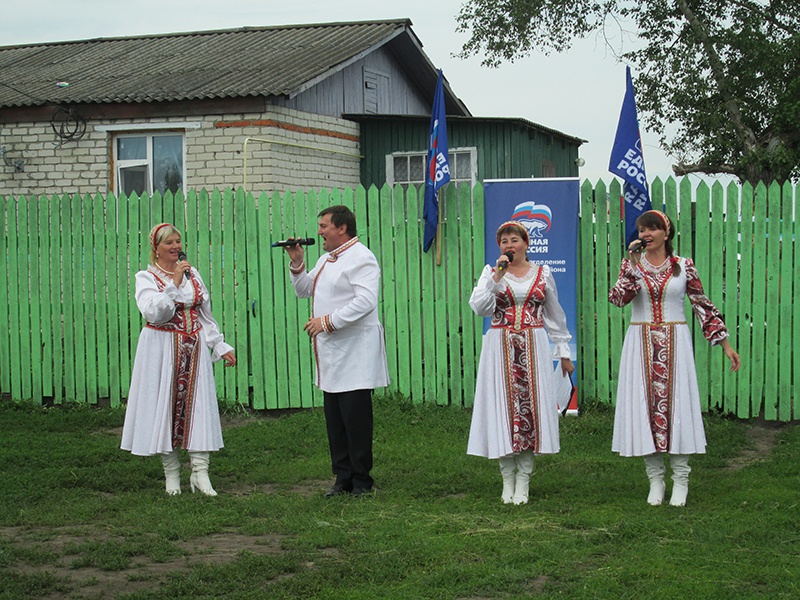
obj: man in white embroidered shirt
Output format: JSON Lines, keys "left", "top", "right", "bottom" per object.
{"left": 284, "top": 205, "right": 389, "bottom": 497}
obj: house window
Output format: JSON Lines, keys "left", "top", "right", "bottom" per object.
{"left": 386, "top": 147, "right": 477, "bottom": 189}
{"left": 113, "top": 133, "right": 184, "bottom": 197}
{"left": 541, "top": 159, "right": 556, "bottom": 178}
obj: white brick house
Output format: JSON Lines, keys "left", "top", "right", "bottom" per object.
{"left": 0, "top": 20, "right": 469, "bottom": 199}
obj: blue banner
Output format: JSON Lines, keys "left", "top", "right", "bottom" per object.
{"left": 609, "top": 66, "right": 651, "bottom": 245}
{"left": 483, "top": 178, "right": 580, "bottom": 412}
{"left": 422, "top": 69, "right": 450, "bottom": 252}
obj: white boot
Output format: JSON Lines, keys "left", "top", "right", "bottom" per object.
{"left": 669, "top": 454, "right": 691, "bottom": 506}
{"left": 189, "top": 452, "right": 217, "bottom": 496}
{"left": 498, "top": 456, "right": 516, "bottom": 504}
{"left": 512, "top": 451, "right": 534, "bottom": 505}
{"left": 160, "top": 450, "right": 181, "bottom": 496}
{"left": 643, "top": 454, "right": 666, "bottom": 506}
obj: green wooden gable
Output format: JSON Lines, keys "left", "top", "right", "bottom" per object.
{"left": 347, "top": 114, "right": 586, "bottom": 188}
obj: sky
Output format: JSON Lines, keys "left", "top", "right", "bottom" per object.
{"left": 1, "top": 0, "right": 708, "bottom": 184}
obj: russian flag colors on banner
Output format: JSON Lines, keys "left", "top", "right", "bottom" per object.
{"left": 422, "top": 69, "right": 451, "bottom": 253}
{"left": 609, "top": 66, "right": 651, "bottom": 245}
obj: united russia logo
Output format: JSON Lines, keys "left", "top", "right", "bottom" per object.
{"left": 511, "top": 201, "right": 553, "bottom": 254}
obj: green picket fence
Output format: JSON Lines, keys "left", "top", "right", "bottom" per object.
{"left": 1, "top": 179, "right": 798, "bottom": 420}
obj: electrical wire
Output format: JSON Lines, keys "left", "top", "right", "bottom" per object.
{"left": 50, "top": 105, "right": 86, "bottom": 144}
{"left": 1, "top": 81, "right": 86, "bottom": 144}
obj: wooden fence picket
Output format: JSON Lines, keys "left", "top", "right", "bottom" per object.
{"left": 0, "top": 179, "right": 796, "bottom": 420}
{"left": 751, "top": 184, "right": 769, "bottom": 417}
{"left": 793, "top": 183, "right": 800, "bottom": 420}
{"left": 778, "top": 182, "right": 794, "bottom": 421}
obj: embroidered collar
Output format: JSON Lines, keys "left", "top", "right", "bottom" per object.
{"left": 148, "top": 264, "right": 172, "bottom": 283}
{"left": 640, "top": 255, "right": 672, "bottom": 274}
{"left": 327, "top": 236, "right": 359, "bottom": 262}
{"left": 503, "top": 263, "right": 537, "bottom": 283}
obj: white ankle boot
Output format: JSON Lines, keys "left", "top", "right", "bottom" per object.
{"left": 512, "top": 451, "right": 534, "bottom": 505}
{"left": 643, "top": 454, "right": 666, "bottom": 506}
{"left": 160, "top": 450, "right": 181, "bottom": 495}
{"left": 498, "top": 456, "right": 516, "bottom": 504}
{"left": 189, "top": 452, "right": 217, "bottom": 496}
{"left": 669, "top": 454, "right": 691, "bottom": 506}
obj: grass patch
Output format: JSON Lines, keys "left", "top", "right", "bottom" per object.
{"left": 0, "top": 394, "right": 797, "bottom": 599}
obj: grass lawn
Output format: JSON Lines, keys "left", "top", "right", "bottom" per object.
{"left": 0, "top": 394, "right": 798, "bottom": 599}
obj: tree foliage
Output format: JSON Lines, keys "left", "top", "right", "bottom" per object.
{"left": 456, "top": 0, "right": 800, "bottom": 184}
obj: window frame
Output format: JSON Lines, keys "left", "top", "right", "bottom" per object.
{"left": 98, "top": 122, "right": 199, "bottom": 197}
{"left": 386, "top": 147, "right": 478, "bottom": 189}
{"left": 112, "top": 131, "right": 186, "bottom": 198}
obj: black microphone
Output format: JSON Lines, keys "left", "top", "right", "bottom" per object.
{"left": 630, "top": 239, "right": 649, "bottom": 253}
{"left": 177, "top": 252, "right": 191, "bottom": 279}
{"left": 271, "top": 238, "right": 316, "bottom": 248}
{"left": 498, "top": 251, "right": 515, "bottom": 270}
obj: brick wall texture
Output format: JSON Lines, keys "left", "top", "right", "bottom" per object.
{"left": 0, "top": 105, "right": 362, "bottom": 198}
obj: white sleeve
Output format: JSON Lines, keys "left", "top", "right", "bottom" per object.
{"left": 135, "top": 270, "right": 178, "bottom": 324}
{"left": 193, "top": 270, "right": 234, "bottom": 362}
{"left": 541, "top": 266, "right": 572, "bottom": 359}
{"left": 468, "top": 265, "right": 504, "bottom": 317}
{"left": 290, "top": 258, "right": 319, "bottom": 299}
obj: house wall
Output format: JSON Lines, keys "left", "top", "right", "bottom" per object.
{"left": 273, "top": 46, "right": 430, "bottom": 116}
{"left": 0, "top": 105, "right": 361, "bottom": 198}
{"left": 209, "top": 106, "right": 361, "bottom": 194}
{"left": 356, "top": 118, "right": 582, "bottom": 188}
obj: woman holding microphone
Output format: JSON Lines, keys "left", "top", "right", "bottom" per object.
{"left": 609, "top": 210, "right": 740, "bottom": 506}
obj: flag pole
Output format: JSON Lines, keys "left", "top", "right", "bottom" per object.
{"left": 608, "top": 66, "right": 651, "bottom": 246}
{"left": 435, "top": 197, "right": 443, "bottom": 266}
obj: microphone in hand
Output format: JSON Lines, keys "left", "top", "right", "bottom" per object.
{"left": 271, "top": 237, "right": 316, "bottom": 248}
{"left": 177, "top": 251, "right": 191, "bottom": 279}
{"left": 629, "top": 239, "right": 649, "bottom": 253}
{"left": 498, "top": 251, "right": 515, "bottom": 270}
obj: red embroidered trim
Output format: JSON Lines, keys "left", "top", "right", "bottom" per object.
{"left": 321, "top": 315, "right": 336, "bottom": 333}
{"left": 641, "top": 323, "right": 675, "bottom": 452}
{"left": 490, "top": 267, "right": 546, "bottom": 331}
{"left": 501, "top": 328, "right": 541, "bottom": 453}
{"left": 326, "top": 236, "right": 359, "bottom": 262}
{"left": 640, "top": 264, "right": 673, "bottom": 324}
{"left": 170, "top": 331, "right": 200, "bottom": 448}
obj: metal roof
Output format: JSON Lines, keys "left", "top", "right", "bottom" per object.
{"left": 0, "top": 19, "right": 468, "bottom": 113}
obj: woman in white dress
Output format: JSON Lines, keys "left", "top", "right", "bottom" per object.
{"left": 609, "top": 210, "right": 740, "bottom": 507}
{"left": 121, "top": 223, "right": 236, "bottom": 496}
{"left": 468, "top": 221, "right": 574, "bottom": 505}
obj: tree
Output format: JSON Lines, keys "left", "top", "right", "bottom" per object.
{"left": 456, "top": 0, "right": 800, "bottom": 184}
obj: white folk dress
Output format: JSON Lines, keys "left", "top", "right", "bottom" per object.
{"left": 121, "top": 266, "right": 233, "bottom": 457}
{"left": 290, "top": 237, "right": 389, "bottom": 393}
{"left": 467, "top": 264, "right": 572, "bottom": 459}
{"left": 609, "top": 256, "right": 730, "bottom": 457}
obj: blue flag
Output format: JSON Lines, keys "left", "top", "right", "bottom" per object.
{"left": 423, "top": 69, "right": 451, "bottom": 252}
{"left": 609, "top": 66, "right": 651, "bottom": 245}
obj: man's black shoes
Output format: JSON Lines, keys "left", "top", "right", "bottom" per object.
{"left": 324, "top": 484, "right": 374, "bottom": 498}
{"left": 324, "top": 484, "right": 351, "bottom": 498}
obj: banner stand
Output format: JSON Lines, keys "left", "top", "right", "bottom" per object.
{"left": 483, "top": 178, "right": 580, "bottom": 415}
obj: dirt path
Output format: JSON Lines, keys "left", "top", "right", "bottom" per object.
{"left": 726, "top": 420, "right": 785, "bottom": 471}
